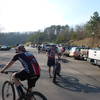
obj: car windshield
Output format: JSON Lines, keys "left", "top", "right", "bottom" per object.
{"left": 70, "top": 47, "right": 77, "bottom": 51}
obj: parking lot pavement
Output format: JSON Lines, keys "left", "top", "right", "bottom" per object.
{"left": 1, "top": 48, "right": 100, "bottom": 100}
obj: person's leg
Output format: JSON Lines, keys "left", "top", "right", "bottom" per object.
{"left": 28, "top": 75, "right": 40, "bottom": 90}
{"left": 47, "top": 59, "right": 52, "bottom": 78}
{"left": 49, "top": 66, "right": 52, "bottom": 78}
{"left": 12, "top": 73, "right": 25, "bottom": 99}
{"left": 28, "top": 76, "right": 40, "bottom": 99}
{"left": 27, "top": 81, "right": 33, "bottom": 100}
{"left": 12, "top": 70, "right": 27, "bottom": 99}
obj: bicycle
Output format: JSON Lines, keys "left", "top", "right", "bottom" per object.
{"left": 53, "top": 59, "right": 61, "bottom": 83}
{"left": 1, "top": 70, "right": 47, "bottom": 100}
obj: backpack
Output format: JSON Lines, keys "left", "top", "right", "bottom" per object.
{"left": 24, "top": 52, "right": 40, "bottom": 75}
{"left": 49, "top": 49, "right": 55, "bottom": 57}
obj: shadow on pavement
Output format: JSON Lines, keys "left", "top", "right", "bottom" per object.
{"left": 61, "top": 58, "right": 69, "bottom": 63}
{"left": 54, "top": 75, "right": 100, "bottom": 93}
{"left": 57, "top": 58, "right": 70, "bottom": 63}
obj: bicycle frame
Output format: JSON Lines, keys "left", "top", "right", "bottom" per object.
{"left": 4, "top": 71, "right": 32, "bottom": 89}
{"left": 2, "top": 70, "right": 47, "bottom": 100}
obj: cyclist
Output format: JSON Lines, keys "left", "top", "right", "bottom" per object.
{"left": 0, "top": 45, "right": 40, "bottom": 100}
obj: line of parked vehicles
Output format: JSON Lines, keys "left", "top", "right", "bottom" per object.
{"left": 63, "top": 46, "right": 100, "bottom": 66}
{"left": 37, "top": 43, "right": 100, "bottom": 66}
{"left": 63, "top": 46, "right": 89, "bottom": 60}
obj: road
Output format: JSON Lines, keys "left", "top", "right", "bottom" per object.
{"left": 0, "top": 47, "right": 100, "bottom": 100}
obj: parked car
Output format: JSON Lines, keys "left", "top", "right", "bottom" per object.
{"left": 74, "top": 47, "right": 89, "bottom": 60}
{"left": 88, "top": 48, "right": 100, "bottom": 66}
{"left": 40, "top": 44, "right": 57, "bottom": 52}
{"left": 80, "top": 47, "right": 89, "bottom": 60}
{"left": 44, "top": 44, "right": 52, "bottom": 52}
{"left": 63, "top": 46, "right": 72, "bottom": 56}
{"left": 74, "top": 47, "right": 82, "bottom": 59}
{"left": 0, "top": 45, "right": 11, "bottom": 51}
{"left": 69, "top": 47, "right": 77, "bottom": 57}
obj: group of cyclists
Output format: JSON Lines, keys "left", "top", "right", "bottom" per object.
{"left": 0, "top": 44, "right": 65, "bottom": 100}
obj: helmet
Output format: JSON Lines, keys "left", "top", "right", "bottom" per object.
{"left": 15, "top": 44, "right": 26, "bottom": 52}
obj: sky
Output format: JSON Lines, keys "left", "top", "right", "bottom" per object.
{"left": 0, "top": 0, "right": 100, "bottom": 32}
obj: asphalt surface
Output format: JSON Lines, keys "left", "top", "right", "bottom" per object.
{"left": 0, "top": 47, "right": 100, "bottom": 100}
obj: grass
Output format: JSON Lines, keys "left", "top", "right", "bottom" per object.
{"left": 70, "top": 37, "right": 100, "bottom": 48}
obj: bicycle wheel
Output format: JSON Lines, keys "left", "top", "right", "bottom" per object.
{"left": 2, "top": 81, "right": 16, "bottom": 100}
{"left": 28, "top": 91, "right": 47, "bottom": 100}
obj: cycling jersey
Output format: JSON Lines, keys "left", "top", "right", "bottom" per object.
{"left": 12, "top": 51, "right": 40, "bottom": 75}
{"left": 48, "top": 48, "right": 56, "bottom": 58}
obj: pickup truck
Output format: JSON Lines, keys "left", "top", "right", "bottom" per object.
{"left": 88, "top": 48, "right": 100, "bottom": 66}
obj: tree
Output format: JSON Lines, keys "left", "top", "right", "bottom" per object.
{"left": 28, "top": 31, "right": 48, "bottom": 43}
{"left": 87, "top": 11, "right": 100, "bottom": 36}
{"left": 71, "top": 32, "right": 78, "bottom": 40}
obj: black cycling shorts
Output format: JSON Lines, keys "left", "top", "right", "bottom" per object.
{"left": 47, "top": 58, "right": 55, "bottom": 67}
{"left": 15, "top": 70, "right": 40, "bottom": 88}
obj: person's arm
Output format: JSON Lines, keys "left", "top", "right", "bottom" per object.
{"left": 46, "top": 49, "right": 50, "bottom": 56}
{"left": 0, "top": 60, "right": 15, "bottom": 73}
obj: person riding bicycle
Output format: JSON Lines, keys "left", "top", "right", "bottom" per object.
{"left": 0, "top": 45, "right": 40, "bottom": 100}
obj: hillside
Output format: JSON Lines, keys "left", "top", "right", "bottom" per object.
{"left": 70, "top": 36, "right": 100, "bottom": 48}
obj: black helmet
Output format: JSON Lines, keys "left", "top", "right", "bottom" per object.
{"left": 15, "top": 44, "right": 26, "bottom": 52}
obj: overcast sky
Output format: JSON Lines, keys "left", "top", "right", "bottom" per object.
{"left": 0, "top": 0, "right": 100, "bottom": 32}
